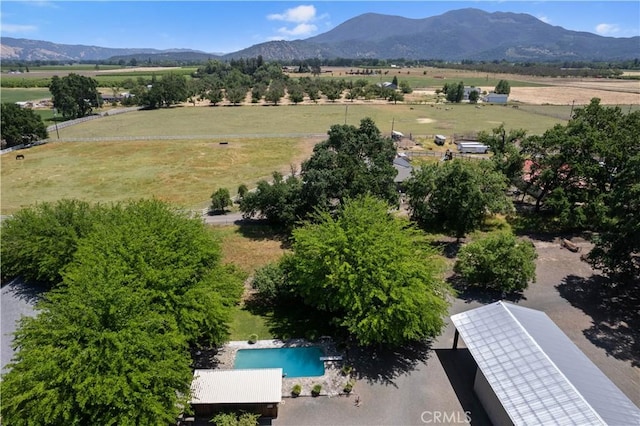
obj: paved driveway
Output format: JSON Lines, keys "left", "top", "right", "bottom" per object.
{"left": 1, "top": 278, "right": 45, "bottom": 373}
{"left": 276, "top": 237, "right": 640, "bottom": 425}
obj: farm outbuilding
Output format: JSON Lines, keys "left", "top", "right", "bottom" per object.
{"left": 450, "top": 302, "right": 640, "bottom": 426}
{"left": 483, "top": 93, "right": 509, "bottom": 104}
{"left": 189, "top": 368, "right": 283, "bottom": 419}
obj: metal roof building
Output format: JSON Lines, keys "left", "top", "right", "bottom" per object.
{"left": 450, "top": 301, "right": 640, "bottom": 426}
{"left": 190, "top": 368, "right": 282, "bottom": 418}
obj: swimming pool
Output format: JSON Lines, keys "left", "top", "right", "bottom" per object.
{"left": 234, "top": 346, "right": 325, "bottom": 378}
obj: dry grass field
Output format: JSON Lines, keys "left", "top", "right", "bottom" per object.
{"left": 2, "top": 66, "right": 638, "bottom": 214}
{"left": 1, "top": 137, "right": 316, "bottom": 214}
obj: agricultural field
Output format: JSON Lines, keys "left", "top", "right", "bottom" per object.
{"left": 2, "top": 66, "right": 638, "bottom": 215}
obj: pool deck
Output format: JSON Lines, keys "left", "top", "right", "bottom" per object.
{"left": 215, "top": 338, "right": 351, "bottom": 398}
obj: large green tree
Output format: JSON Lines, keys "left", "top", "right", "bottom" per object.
{"left": 454, "top": 231, "right": 537, "bottom": 293}
{"left": 0, "top": 278, "right": 192, "bottom": 426}
{"left": 406, "top": 159, "right": 512, "bottom": 239}
{"left": 1, "top": 199, "right": 243, "bottom": 425}
{"left": 0, "top": 199, "right": 100, "bottom": 285}
{"left": 284, "top": 196, "right": 451, "bottom": 346}
{"left": 520, "top": 99, "right": 638, "bottom": 229}
{"left": 478, "top": 124, "right": 526, "bottom": 182}
{"left": 300, "top": 117, "right": 398, "bottom": 214}
{"left": 49, "top": 73, "right": 100, "bottom": 119}
{"left": 0, "top": 103, "right": 48, "bottom": 148}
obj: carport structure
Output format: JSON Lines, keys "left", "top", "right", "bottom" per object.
{"left": 189, "top": 368, "right": 282, "bottom": 419}
{"left": 450, "top": 301, "right": 640, "bottom": 425}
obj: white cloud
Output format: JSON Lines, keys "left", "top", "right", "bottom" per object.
{"left": 277, "top": 23, "right": 318, "bottom": 37}
{"left": 1, "top": 23, "right": 38, "bottom": 34}
{"left": 537, "top": 15, "right": 551, "bottom": 24}
{"left": 595, "top": 23, "right": 620, "bottom": 36}
{"left": 266, "top": 4, "right": 326, "bottom": 40}
{"left": 268, "top": 5, "right": 317, "bottom": 23}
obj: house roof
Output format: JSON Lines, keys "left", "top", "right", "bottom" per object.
{"left": 190, "top": 369, "right": 283, "bottom": 404}
{"left": 393, "top": 156, "right": 413, "bottom": 182}
{"left": 451, "top": 301, "right": 640, "bottom": 426}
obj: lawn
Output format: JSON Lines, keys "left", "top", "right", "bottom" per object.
{"left": 213, "top": 224, "right": 290, "bottom": 342}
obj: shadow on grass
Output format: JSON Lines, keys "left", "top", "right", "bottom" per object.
{"left": 556, "top": 274, "right": 640, "bottom": 367}
{"left": 435, "top": 349, "right": 492, "bottom": 426}
{"left": 447, "top": 274, "right": 526, "bottom": 304}
{"left": 430, "top": 239, "right": 462, "bottom": 259}
{"left": 234, "top": 222, "right": 291, "bottom": 248}
{"left": 244, "top": 294, "right": 337, "bottom": 343}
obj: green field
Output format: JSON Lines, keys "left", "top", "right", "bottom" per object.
{"left": 0, "top": 88, "right": 52, "bottom": 103}
{"left": 56, "top": 103, "right": 566, "bottom": 139}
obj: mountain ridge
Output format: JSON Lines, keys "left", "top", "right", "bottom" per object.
{"left": 2, "top": 8, "right": 638, "bottom": 62}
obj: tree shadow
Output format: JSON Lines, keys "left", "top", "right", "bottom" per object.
{"left": 2, "top": 277, "right": 49, "bottom": 304}
{"left": 430, "top": 239, "right": 462, "bottom": 259}
{"left": 556, "top": 274, "right": 640, "bottom": 367}
{"left": 435, "top": 349, "right": 492, "bottom": 426}
{"left": 447, "top": 274, "right": 526, "bottom": 304}
{"left": 234, "top": 222, "right": 291, "bottom": 248}
{"left": 347, "top": 340, "right": 433, "bottom": 387}
{"left": 244, "top": 294, "right": 338, "bottom": 343}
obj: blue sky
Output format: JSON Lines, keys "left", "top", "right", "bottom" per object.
{"left": 1, "top": 1, "right": 639, "bottom": 54}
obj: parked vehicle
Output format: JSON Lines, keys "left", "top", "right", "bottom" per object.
{"left": 434, "top": 134, "right": 446, "bottom": 146}
{"left": 456, "top": 141, "right": 489, "bottom": 154}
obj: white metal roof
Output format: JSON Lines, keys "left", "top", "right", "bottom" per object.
{"left": 451, "top": 301, "right": 640, "bottom": 426}
{"left": 190, "top": 368, "right": 282, "bottom": 404}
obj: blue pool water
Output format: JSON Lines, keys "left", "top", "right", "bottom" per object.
{"left": 234, "top": 347, "right": 325, "bottom": 378}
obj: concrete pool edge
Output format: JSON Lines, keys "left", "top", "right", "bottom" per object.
{"left": 215, "top": 338, "right": 350, "bottom": 397}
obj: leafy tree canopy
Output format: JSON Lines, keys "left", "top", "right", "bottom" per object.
{"left": 49, "top": 73, "right": 100, "bottom": 119}
{"left": 454, "top": 231, "right": 537, "bottom": 293}
{"left": 301, "top": 117, "right": 398, "bottom": 214}
{"left": 0, "top": 103, "right": 48, "bottom": 148}
{"left": 1, "top": 199, "right": 243, "bottom": 425}
{"left": 406, "top": 159, "right": 512, "bottom": 239}
{"left": 284, "top": 196, "right": 451, "bottom": 346}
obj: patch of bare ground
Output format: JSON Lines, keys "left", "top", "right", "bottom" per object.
{"left": 511, "top": 84, "right": 640, "bottom": 105}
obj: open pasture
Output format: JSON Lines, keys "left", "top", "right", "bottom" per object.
{"left": 1, "top": 136, "right": 315, "bottom": 214}
{"left": 56, "top": 102, "right": 566, "bottom": 140}
{"left": 2, "top": 103, "right": 567, "bottom": 214}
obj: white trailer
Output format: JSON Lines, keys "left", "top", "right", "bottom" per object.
{"left": 456, "top": 142, "right": 489, "bottom": 154}
{"left": 434, "top": 134, "right": 446, "bottom": 145}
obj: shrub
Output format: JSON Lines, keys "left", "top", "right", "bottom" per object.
{"left": 311, "top": 384, "right": 322, "bottom": 397}
{"left": 248, "top": 334, "right": 258, "bottom": 344}
{"left": 454, "top": 231, "right": 537, "bottom": 293}
{"left": 340, "top": 365, "right": 353, "bottom": 377}
{"left": 291, "top": 384, "right": 302, "bottom": 397}
{"left": 343, "top": 381, "right": 353, "bottom": 394}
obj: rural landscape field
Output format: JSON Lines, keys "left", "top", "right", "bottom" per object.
{"left": 2, "top": 66, "right": 639, "bottom": 214}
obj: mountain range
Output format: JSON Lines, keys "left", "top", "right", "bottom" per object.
{"left": 2, "top": 8, "right": 638, "bottom": 62}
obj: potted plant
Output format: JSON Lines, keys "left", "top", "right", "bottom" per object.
{"left": 248, "top": 334, "right": 258, "bottom": 344}
{"left": 343, "top": 380, "right": 353, "bottom": 394}
{"left": 291, "top": 384, "right": 302, "bottom": 397}
{"left": 311, "top": 384, "right": 322, "bottom": 397}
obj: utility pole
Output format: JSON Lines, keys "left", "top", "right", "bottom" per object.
{"left": 53, "top": 108, "right": 60, "bottom": 139}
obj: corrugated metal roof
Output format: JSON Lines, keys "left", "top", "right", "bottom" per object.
{"left": 190, "top": 368, "right": 282, "bottom": 404}
{"left": 451, "top": 301, "right": 640, "bottom": 426}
